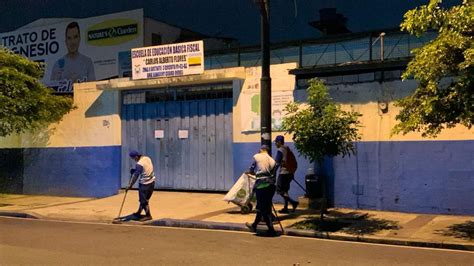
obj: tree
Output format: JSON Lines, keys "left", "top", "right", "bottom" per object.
{"left": 282, "top": 79, "right": 362, "bottom": 219}
{"left": 393, "top": 0, "right": 473, "bottom": 137}
{"left": 282, "top": 78, "right": 362, "bottom": 165}
{"left": 0, "top": 47, "right": 75, "bottom": 137}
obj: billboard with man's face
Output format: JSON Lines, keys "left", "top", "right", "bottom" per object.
{"left": 0, "top": 9, "right": 143, "bottom": 93}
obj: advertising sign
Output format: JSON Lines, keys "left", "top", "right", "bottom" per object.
{"left": 131, "top": 40, "right": 204, "bottom": 80}
{"left": 0, "top": 9, "right": 143, "bottom": 93}
{"left": 241, "top": 63, "right": 297, "bottom": 132}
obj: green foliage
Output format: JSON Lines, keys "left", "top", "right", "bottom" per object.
{"left": 282, "top": 79, "right": 361, "bottom": 164}
{"left": 0, "top": 47, "right": 75, "bottom": 137}
{"left": 393, "top": 0, "right": 473, "bottom": 137}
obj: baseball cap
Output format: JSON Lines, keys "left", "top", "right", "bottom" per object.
{"left": 129, "top": 150, "right": 141, "bottom": 158}
{"left": 275, "top": 135, "right": 284, "bottom": 143}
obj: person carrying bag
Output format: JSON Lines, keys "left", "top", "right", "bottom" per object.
{"left": 245, "top": 145, "right": 277, "bottom": 236}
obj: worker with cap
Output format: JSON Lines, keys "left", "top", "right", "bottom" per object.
{"left": 274, "top": 135, "right": 299, "bottom": 213}
{"left": 128, "top": 150, "right": 156, "bottom": 221}
{"left": 245, "top": 145, "right": 277, "bottom": 236}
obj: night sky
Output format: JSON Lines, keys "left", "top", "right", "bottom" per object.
{"left": 0, "top": 0, "right": 461, "bottom": 45}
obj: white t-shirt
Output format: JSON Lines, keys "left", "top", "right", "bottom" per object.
{"left": 253, "top": 152, "right": 276, "bottom": 176}
{"left": 136, "top": 156, "right": 156, "bottom": 185}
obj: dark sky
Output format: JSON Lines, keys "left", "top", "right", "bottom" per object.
{"left": 0, "top": 0, "right": 461, "bottom": 45}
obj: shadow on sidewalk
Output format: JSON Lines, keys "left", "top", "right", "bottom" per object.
{"left": 288, "top": 210, "right": 400, "bottom": 235}
{"left": 436, "top": 220, "right": 474, "bottom": 241}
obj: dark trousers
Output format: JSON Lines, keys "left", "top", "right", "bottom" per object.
{"left": 277, "top": 173, "right": 297, "bottom": 208}
{"left": 252, "top": 184, "right": 276, "bottom": 232}
{"left": 138, "top": 181, "right": 155, "bottom": 215}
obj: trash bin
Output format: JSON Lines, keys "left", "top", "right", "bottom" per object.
{"left": 305, "top": 167, "right": 323, "bottom": 198}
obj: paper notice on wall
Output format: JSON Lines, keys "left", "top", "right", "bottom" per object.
{"left": 154, "top": 130, "right": 164, "bottom": 139}
{"left": 178, "top": 130, "right": 189, "bottom": 139}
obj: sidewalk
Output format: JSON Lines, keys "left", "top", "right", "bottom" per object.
{"left": 0, "top": 191, "right": 473, "bottom": 251}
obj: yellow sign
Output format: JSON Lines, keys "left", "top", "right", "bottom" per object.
{"left": 87, "top": 18, "right": 139, "bottom": 46}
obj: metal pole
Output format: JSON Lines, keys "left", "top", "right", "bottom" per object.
{"left": 298, "top": 42, "right": 303, "bottom": 67}
{"left": 380, "top": 32, "right": 385, "bottom": 61}
{"left": 260, "top": 0, "right": 272, "bottom": 154}
{"left": 369, "top": 34, "right": 373, "bottom": 61}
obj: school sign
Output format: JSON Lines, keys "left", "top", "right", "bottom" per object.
{"left": 131, "top": 40, "right": 204, "bottom": 80}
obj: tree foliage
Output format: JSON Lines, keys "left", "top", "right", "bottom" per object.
{"left": 282, "top": 79, "right": 362, "bottom": 165}
{"left": 0, "top": 47, "right": 75, "bottom": 137}
{"left": 393, "top": 0, "right": 473, "bottom": 137}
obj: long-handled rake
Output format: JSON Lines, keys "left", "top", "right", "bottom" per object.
{"left": 112, "top": 175, "right": 132, "bottom": 224}
{"left": 291, "top": 177, "right": 306, "bottom": 193}
{"left": 271, "top": 203, "right": 285, "bottom": 234}
{"left": 112, "top": 190, "right": 128, "bottom": 224}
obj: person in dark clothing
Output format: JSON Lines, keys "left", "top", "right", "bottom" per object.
{"left": 245, "top": 145, "right": 277, "bottom": 236}
{"left": 128, "top": 150, "right": 156, "bottom": 221}
{"left": 274, "top": 135, "right": 299, "bottom": 213}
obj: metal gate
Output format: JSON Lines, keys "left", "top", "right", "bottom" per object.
{"left": 121, "top": 86, "right": 234, "bottom": 191}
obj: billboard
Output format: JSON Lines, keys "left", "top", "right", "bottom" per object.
{"left": 131, "top": 40, "right": 204, "bottom": 80}
{"left": 0, "top": 9, "right": 143, "bottom": 93}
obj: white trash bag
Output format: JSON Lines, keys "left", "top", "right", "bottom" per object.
{"left": 223, "top": 173, "right": 255, "bottom": 207}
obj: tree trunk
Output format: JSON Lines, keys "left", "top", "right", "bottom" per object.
{"left": 318, "top": 161, "right": 327, "bottom": 222}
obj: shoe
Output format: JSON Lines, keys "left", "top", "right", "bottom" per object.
{"left": 278, "top": 208, "right": 289, "bottom": 214}
{"left": 292, "top": 201, "right": 299, "bottom": 212}
{"left": 267, "top": 229, "right": 277, "bottom": 236}
{"left": 139, "top": 215, "right": 152, "bottom": 222}
{"left": 245, "top": 222, "right": 257, "bottom": 232}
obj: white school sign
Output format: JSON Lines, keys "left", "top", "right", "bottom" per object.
{"left": 131, "top": 40, "right": 204, "bottom": 80}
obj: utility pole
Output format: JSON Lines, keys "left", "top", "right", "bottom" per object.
{"left": 256, "top": 0, "right": 272, "bottom": 154}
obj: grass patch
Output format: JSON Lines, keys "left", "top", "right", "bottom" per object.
{"left": 290, "top": 212, "right": 399, "bottom": 235}
{"left": 291, "top": 218, "right": 350, "bottom": 232}
{"left": 436, "top": 220, "right": 474, "bottom": 240}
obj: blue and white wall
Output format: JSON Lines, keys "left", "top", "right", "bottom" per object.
{"left": 323, "top": 77, "right": 474, "bottom": 215}
{"left": 0, "top": 82, "right": 122, "bottom": 197}
{"left": 1, "top": 62, "right": 472, "bottom": 215}
{"left": 232, "top": 64, "right": 474, "bottom": 215}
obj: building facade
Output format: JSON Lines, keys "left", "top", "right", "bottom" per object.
{"left": 1, "top": 11, "right": 473, "bottom": 215}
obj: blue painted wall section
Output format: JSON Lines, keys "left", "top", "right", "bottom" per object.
{"left": 334, "top": 140, "right": 474, "bottom": 215}
{"left": 234, "top": 140, "right": 474, "bottom": 215}
{"left": 22, "top": 146, "right": 121, "bottom": 198}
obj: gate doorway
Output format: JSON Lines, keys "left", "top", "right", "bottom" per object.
{"left": 121, "top": 84, "right": 234, "bottom": 191}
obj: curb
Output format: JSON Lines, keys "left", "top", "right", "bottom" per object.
{"left": 149, "top": 218, "right": 249, "bottom": 232}
{"left": 0, "top": 211, "right": 39, "bottom": 219}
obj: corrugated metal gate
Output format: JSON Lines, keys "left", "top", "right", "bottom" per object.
{"left": 121, "top": 84, "right": 234, "bottom": 191}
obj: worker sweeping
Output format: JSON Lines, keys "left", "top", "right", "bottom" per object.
{"left": 128, "top": 150, "right": 156, "bottom": 221}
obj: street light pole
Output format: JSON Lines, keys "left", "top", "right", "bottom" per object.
{"left": 258, "top": 0, "right": 272, "bottom": 154}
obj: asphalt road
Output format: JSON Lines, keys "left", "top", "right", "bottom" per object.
{"left": 0, "top": 217, "right": 472, "bottom": 265}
